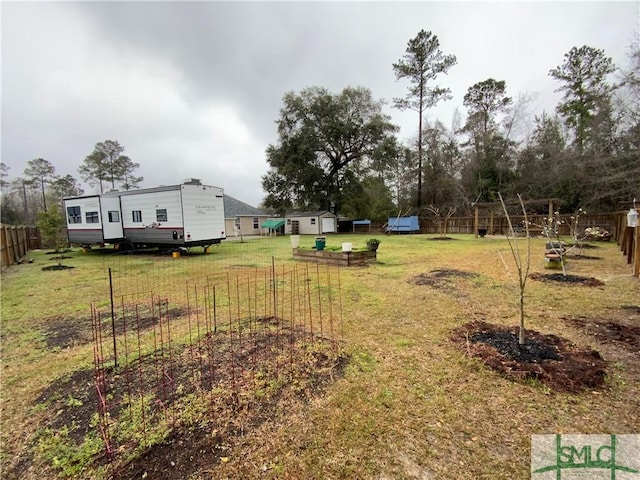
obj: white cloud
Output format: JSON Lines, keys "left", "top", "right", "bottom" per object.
{"left": 2, "top": 1, "right": 637, "bottom": 208}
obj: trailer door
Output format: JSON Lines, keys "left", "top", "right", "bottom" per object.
{"left": 100, "top": 195, "right": 124, "bottom": 241}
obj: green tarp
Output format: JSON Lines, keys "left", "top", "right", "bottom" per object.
{"left": 261, "top": 219, "right": 285, "bottom": 229}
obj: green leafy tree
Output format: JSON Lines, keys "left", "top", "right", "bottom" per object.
{"left": 616, "top": 40, "right": 640, "bottom": 143}
{"left": 78, "top": 150, "right": 109, "bottom": 193}
{"left": 37, "top": 208, "right": 67, "bottom": 259}
{"left": 117, "top": 156, "right": 143, "bottom": 190}
{"left": 549, "top": 45, "right": 616, "bottom": 153}
{"left": 461, "top": 79, "right": 515, "bottom": 201}
{"left": 586, "top": 42, "right": 640, "bottom": 210}
{"left": 79, "top": 140, "right": 143, "bottom": 192}
{"left": 261, "top": 169, "right": 294, "bottom": 216}
{"left": 262, "top": 86, "right": 399, "bottom": 216}
{"left": 9, "top": 177, "right": 36, "bottom": 224}
{"left": 463, "top": 79, "right": 512, "bottom": 137}
{"left": 0, "top": 171, "right": 22, "bottom": 224}
{"left": 392, "top": 29, "right": 457, "bottom": 209}
{"left": 391, "top": 146, "right": 420, "bottom": 212}
{"left": 24, "top": 158, "right": 56, "bottom": 212}
{"left": 50, "top": 175, "right": 84, "bottom": 200}
{"left": 515, "top": 112, "right": 567, "bottom": 200}
{"left": 421, "top": 120, "right": 463, "bottom": 208}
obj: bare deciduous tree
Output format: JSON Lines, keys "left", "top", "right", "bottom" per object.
{"left": 498, "top": 192, "right": 531, "bottom": 345}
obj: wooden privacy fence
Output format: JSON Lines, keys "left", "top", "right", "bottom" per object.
{"left": 0, "top": 225, "right": 41, "bottom": 270}
{"left": 364, "top": 213, "right": 621, "bottom": 237}
{"left": 616, "top": 217, "right": 640, "bottom": 277}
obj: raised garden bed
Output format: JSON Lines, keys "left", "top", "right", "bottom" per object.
{"left": 292, "top": 248, "right": 377, "bottom": 266}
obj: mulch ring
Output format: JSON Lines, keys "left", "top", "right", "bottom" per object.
{"left": 529, "top": 272, "right": 605, "bottom": 287}
{"left": 451, "top": 321, "right": 607, "bottom": 393}
{"left": 410, "top": 269, "right": 479, "bottom": 289}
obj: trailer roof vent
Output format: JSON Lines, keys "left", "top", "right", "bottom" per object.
{"left": 183, "top": 178, "right": 202, "bottom": 185}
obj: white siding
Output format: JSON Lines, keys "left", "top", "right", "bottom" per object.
{"left": 181, "top": 184, "right": 226, "bottom": 242}
{"left": 64, "top": 196, "right": 104, "bottom": 244}
{"left": 285, "top": 212, "right": 337, "bottom": 235}
{"left": 120, "top": 188, "right": 183, "bottom": 229}
{"left": 321, "top": 216, "right": 336, "bottom": 233}
{"left": 65, "top": 182, "right": 227, "bottom": 247}
{"left": 298, "top": 217, "right": 320, "bottom": 235}
{"left": 65, "top": 196, "right": 102, "bottom": 231}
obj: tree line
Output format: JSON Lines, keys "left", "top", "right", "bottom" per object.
{"left": 261, "top": 31, "right": 639, "bottom": 219}
{"left": 2, "top": 32, "right": 637, "bottom": 227}
{"left": 1, "top": 140, "right": 142, "bottom": 225}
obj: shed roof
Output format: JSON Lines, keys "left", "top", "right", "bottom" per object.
{"left": 224, "top": 195, "right": 268, "bottom": 218}
{"left": 286, "top": 210, "right": 335, "bottom": 218}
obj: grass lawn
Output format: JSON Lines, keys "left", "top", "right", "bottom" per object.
{"left": 1, "top": 233, "right": 638, "bottom": 479}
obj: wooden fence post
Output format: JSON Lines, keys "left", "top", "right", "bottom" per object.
{"left": 634, "top": 226, "right": 639, "bottom": 277}
{"left": 0, "top": 224, "right": 41, "bottom": 269}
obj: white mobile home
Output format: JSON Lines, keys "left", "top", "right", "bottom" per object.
{"left": 64, "top": 180, "right": 226, "bottom": 249}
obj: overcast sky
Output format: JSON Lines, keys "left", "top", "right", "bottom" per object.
{"left": 2, "top": 1, "right": 638, "bottom": 207}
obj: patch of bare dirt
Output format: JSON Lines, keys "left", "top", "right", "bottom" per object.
{"left": 451, "top": 321, "right": 607, "bottom": 393}
{"left": 429, "top": 237, "right": 457, "bottom": 241}
{"left": 565, "top": 254, "right": 601, "bottom": 260}
{"left": 411, "top": 269, "right": 479, "bottom": 289}
{"left": 42, "top": 265, "right": 74, "bottom": 271}
{"left": 42, "top": 308, "right": 189, "bottom": 349}
{"left": 43, "top": 317, "right": 92, "bottom": 348}
{"left": 10, "top": 320, "right": 347, "bottom": 480}
{"left": 570, "top": 243, "right": 600, "bottom": 249}
{"left": 562, "top": 307, "right": 640, "bottom": 353}
{"left": 529, "top": 272, "right": 605, "bottom": 287}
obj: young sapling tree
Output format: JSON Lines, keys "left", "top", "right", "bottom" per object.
{"left": 498, "top": 193, "right": 531, "bottom": 345}
{"left": 37, "top": 208, "right": 68, "bottom": 266}
{"left": 535, "top": 208, "right": 588, "bottom": 275}
{"left": 426, "top": 204, "right": 457, "bottom": 238}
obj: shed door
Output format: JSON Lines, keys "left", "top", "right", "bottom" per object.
{"left": 321, "top": 217, "right": 335, "bottom": 233}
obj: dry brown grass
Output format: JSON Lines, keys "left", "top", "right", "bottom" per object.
{"left": 1, "top": 234, "right": 639, "bottom": 479}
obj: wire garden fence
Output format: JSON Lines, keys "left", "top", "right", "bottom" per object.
{"left": 90, "top": 260, "right": 344, "bottom": 475}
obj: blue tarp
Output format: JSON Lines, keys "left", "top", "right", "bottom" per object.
{"left": 386, "top": 216, "right": 420, "bottom": 233}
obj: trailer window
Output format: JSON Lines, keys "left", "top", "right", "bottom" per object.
{"left": 132, "top": 210, "right": 142, "bottom": 223}
{"left": 108, "top": 211, "right": 120, "bottom": 222}
{"left": 67, "top": 206, "right": 81, "bottom": 224}
{"left": 86, "top": 211, "right": 99, "bottom": 224}
{"left": 156, "top": 209, "right": 168, "bottom": 222}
